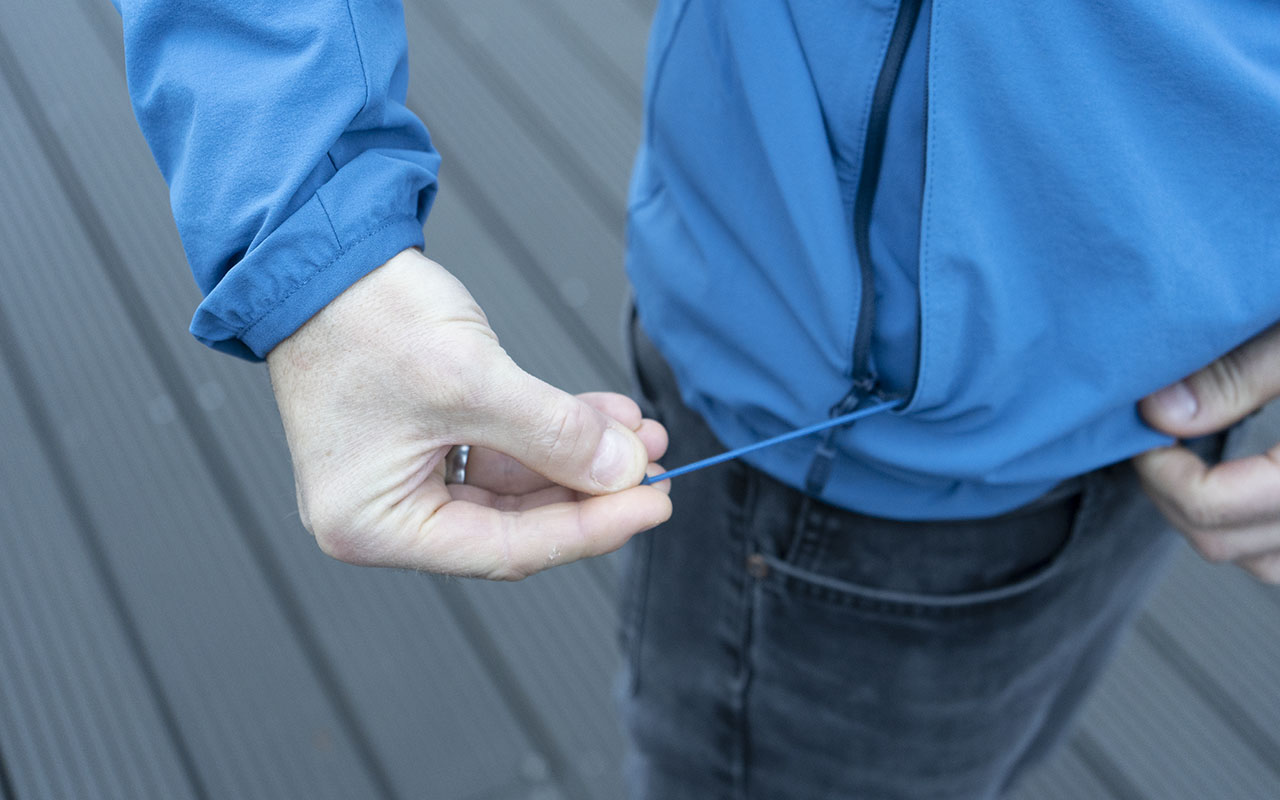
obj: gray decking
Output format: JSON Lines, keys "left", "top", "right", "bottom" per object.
{"left": 0, "top": 1, "right": 1277, "bottom": 797}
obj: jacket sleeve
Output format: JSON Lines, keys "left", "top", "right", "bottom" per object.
{"left": 114, "top": 0, "right": 440, "bottom": 360}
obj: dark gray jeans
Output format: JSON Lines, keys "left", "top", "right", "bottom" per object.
{"left": 617, "top": 317, "right": 1216, "bottom": 799}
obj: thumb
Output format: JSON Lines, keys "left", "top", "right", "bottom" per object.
{"left": 1140, "top": 321, "right": 1280, "bottom": 438}
{"left": 467, "top": 364, "right": 650, "bottom": 494}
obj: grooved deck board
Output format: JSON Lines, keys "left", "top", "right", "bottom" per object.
{"left": 436, "top": 0, "right": 642, "bottom": 209}
{"left": 404, "top": 2, "right": 634, "bottom": 371}
{"left": 1007, "top": 744, "right": 1115, "bottom": 800}
{"left": 0, "top": 63, "right": 382, "bottom": 798}
{"left": 459, "top": 565, "right": 630, "bottom": 800}
{"left": 0, "top": 364, "right": 199, "bottom": 800}
{"left": 0, "top": 3, "right": 567, "bottom": 798}
{"left": 1074, "top": 609, "right": 1280, "bottom": 799}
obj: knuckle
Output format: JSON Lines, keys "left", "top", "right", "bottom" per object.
{"left": 1207, "top": 353, "right": 1252, "bottom": 414}
{"left": 303, "top": 494, "right": 370, "bottom": 566}
{"left": 1245, "top": 560, "right": 1280, "bottom": 585}
{"left": 488, "top": 564, "right": 531, "bottom": 582}
{"left": 534, "top": 398, "right": 593, "bottom": 468}
{"left": 315, "top": 527, "right": 359, "bottom": 564}
{"left": 488, "top": 513, "right": 534, "bottom": 581}
{"left": 1188, "top": 531, "right": 1236, "bottom": 563}
{"left": 1183, "top": 498, "right": 1228, "bottom": 531}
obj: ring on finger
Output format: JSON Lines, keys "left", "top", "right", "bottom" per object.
{"left": 444, "top": 445, "right": 471, "bottom": 485}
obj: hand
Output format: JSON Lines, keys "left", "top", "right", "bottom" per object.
{"left": 266, "top": 249, "right": 672, "bottom": 580}
{"left": 1135, "top": 321, "right": 1280, "bottom": 583}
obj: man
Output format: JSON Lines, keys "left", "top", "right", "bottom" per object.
{"left": 116, "top": 0, "right": 1280, "bottom": 797}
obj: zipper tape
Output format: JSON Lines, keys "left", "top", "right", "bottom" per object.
{"left": 641, "top": 396, "right": 901, "bottom": 485}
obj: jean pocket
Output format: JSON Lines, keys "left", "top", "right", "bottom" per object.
{"left": 755, "top": 482, "right": 1091, "bottom": 617}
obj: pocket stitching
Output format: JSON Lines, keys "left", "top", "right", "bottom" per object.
{"left": 756, "top": 484, "right": 1099, "bottom": 617}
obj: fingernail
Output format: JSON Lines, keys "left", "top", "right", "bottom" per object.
{"left": 591, "top": 428, "right": 634, "bottom": 489}
{"left": 1151, "top": 381, "right": 1198, "bottom": 422}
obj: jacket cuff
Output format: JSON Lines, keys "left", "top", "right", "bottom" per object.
{"left": 189, "top": 151, "right": 437, "bottom": 361}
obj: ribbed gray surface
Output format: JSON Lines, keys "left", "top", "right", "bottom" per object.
{"left": 1077, "top": 621, "right": 1279, "bottom": 798}
{"left": 0, "top": 52, "right": 386, "bottom": 800}
{"left": 460, "top": 566, "right": 630, "bottom": 800}
{"left": 0, "top": 2, "right": 553, "bottom": 798}
{"left": 404, "top": 2, "right": 633, "bottom": 372}
{"left": 0, "top": 367, "right": 197, "bottom": 800}
{"left": 436, "top": 0, "right": 641, "bottom": 210}
{"left": 0, "top": 0, "right": 1278, "bottom": 797}
{"left": 1141, "top": 547, "right": 1280, "bottom": 769}
{"left": 1007, "top": 744, "right": 1113, "bottom": 800}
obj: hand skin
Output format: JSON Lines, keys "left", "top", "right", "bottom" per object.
{"left": 266, "top": 248, "right": 672, "bottom": 580}
{"left": 1136, "top": 320, "right": 1280, "bottom": 584}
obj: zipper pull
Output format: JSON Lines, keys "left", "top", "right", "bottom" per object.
{"left": 804, "top": 425, "right": 842, "bottom": 496}
{"left": 803, "top": 379, "right": 905, "bottom": 497}
{"left": 803, "top": 386, "right": 867, "bottom": 496}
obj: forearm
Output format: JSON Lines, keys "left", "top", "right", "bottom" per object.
{"left": 115, "top": 0, "right": 439, "bottom": 359}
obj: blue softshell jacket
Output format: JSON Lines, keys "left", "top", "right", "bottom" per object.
{"left": 117, "top": 0, "right": 1280, "bottom": 519}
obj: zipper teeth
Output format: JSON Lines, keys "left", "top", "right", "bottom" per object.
{"left": 849, "top": 0, "right": 926, "bottom": 394}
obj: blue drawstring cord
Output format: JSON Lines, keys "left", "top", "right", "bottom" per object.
{"left": 641, "top": 396, "right": 901, "bottom": 485}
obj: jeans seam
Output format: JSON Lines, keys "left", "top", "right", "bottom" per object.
{"left": 622, "top": 535, "right": 654, "bottom": 697}
{"left": 730, "top": 465, "right": 760, "bottom": 800}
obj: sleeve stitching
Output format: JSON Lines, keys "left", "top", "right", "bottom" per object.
{"left": 237, "top": 215, "right": 410, "bottom": 342}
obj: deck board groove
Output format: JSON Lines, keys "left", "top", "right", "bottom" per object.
{"left": 0, "top": 751, "right": 13, "bottom": 800}
{"left": 0, "top": 28, "right": 400, "bottom": 800}
{"left": 0, "top": 353, "right": 204, "bottom": 800}
{"left": 18, "top": 3, "right": 619, "bottom": 793}
{"left": 524, "top": 0, "right": 645, "bottom": 112}
{"left": 422, "top": 0, "right": 629, "bottom": 230}
{"left": 0, "top": 16, "right": 403, "bottom": 799}
{"left": 403, "top": 2, "right": 635, "bottom": 361}
{"left": 1068, "top": 734, "right": 1147, "bottom": 800}
{"left": 1136, "top": 615, "right": 1280, "bottom": 779}
{"left": 0, "top": 51, "right": 209, "bottom": 800}
{"left": 429, "top": 580, "right": 599, "bottom": 800}
{"left": 414, "top": 134, "right": 630, "bottom": 390}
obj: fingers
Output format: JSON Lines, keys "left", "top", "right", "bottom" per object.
{"left": 402, "top": 484, "right": 674, "bottom": 580}
{"left": 1237, "top": 552, "right": 1280, "bottom": 584}
{"left": 1135, "top": 322, "right": 1280, "bottom": 585}
{"left": 446, "top": 462, "right": 672, "bottom": 511}
{"left": 1140, "top": 320, "right": 1280, "bottom": 438}
{"left": 462, "top": 393, "right": 668, "bottom": 494}
{"left": 464, "top": 373, "right": 657, "bottom": 495}
{"left": 1135, "top": 445, "right": 1280, "bottom": 530}
{"left": 1135, "top": 443, "right": 1280, "bottom": 582}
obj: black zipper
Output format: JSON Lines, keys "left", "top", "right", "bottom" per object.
{"left": 805, "top": 0, "right": 926, "bottom": 496}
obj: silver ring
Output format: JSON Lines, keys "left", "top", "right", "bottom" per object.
{"left": 444, "top": 445, "right": 470, "bottom": 485}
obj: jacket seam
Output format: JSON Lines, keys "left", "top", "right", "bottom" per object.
{"left": 315, "top": 191, "right": 343, "bottom": 249}
{"left": 643, "top": 0, "right": 694, "bottom": 147}
{"left": 237, "top": 215, "right": 408, "bottom": 342}
{"left": 341, "top": 0, "right": 372, "bottom": 120}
